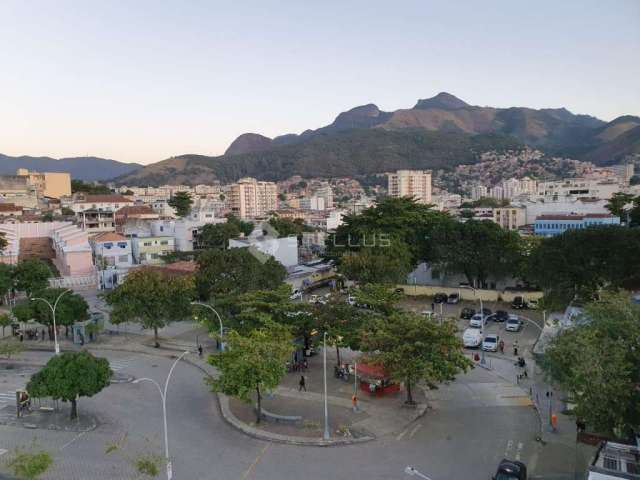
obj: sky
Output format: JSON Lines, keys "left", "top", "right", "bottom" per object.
{"left": 1, "top": 0, "right": 639, "bottom": 165}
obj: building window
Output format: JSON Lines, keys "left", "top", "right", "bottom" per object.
{"left": 143, "top": 242, "right": 152, "bottom": 247}
{"left": 103, "top": 243, "right": 113, "bottom": 249}
{"left": 118, "top": 242, "right": 127, "bottom": 248}
{"left": 118, "top": 255, "right": 129, "bottom": 263}
{"left": 160, "top": 240, "right": 168, "bottom": 245}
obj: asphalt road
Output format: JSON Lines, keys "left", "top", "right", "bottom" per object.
{"left": 0, "top": 348, "right": 546, "bottom": 480}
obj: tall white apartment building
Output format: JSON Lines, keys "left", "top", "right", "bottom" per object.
{"left": 471, "top": 185, "right": 488, "bottom": 201}
{"left": 229, "top": 177, "right": 278, "bottom": 219}
{"left": 489, "top": 185, "right": 504, "bottom": 200}
{"left": 387, "top": 170, "right": 432, "bottom": 204}
{"left": 314, "top": 184, "right": 334, "bottom": 209}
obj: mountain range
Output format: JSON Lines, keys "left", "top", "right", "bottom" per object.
{"left": 0, "top": 154, "right": 141, "bottom": 181}
{"left": 115, "top": 92, "right": 640, "bottom": 186}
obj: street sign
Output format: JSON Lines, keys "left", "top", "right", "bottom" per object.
{"left": 167, "top": 461, "right": 173, "bottom": 480}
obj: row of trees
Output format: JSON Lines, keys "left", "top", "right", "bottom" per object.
{"left": 329, "top": 197, "right": 640, "bottom": 307}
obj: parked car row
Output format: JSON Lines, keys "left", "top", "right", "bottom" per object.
{"left": 511, "top": 296, "right": 539, "bottom": 310}
{"left": 434, "top": 292, "right": 460, "bottom": 304}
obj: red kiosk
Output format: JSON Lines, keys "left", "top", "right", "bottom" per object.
{"left": 355, "top": 362, "right": 400, "bottom": 397}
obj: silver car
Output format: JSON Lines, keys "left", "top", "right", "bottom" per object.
{"left": 506, "top": 315, "right": 522, "bottom": 332}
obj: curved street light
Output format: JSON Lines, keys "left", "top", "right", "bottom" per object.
{"left": 132, "top": 350, "right": 189, "bottom": 480}
{"left": 31, "top": 288, "right": 72, "bottom": 355}
{"left": 191, "top": 301, "right": 224, "bottom": 351}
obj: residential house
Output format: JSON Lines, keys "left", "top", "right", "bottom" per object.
{"left": 90, "top": 232, "right": 133, "bottom": 288}
{"left": 132, "top": 236, "right": 175, "bottom": 265}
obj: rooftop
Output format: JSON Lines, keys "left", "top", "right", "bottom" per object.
{"left": 76, "top": 195, "right": 134, "bottom": 204}
{"left": 0, "top": 203, "right": 22, "bottom": 212}
{"left": 92, "top": 232, "right": 128, "bottom": 242}
{"left": 536, "top": 213, "right": 616, "bottom": 221}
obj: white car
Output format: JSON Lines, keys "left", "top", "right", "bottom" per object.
{"left": 463, "top": 328, "right": 483, "bottom": 348}
{"left": 289, "top": 289, "right": 303, "bottom": 300}
{"left": 506, "top": 315, "right": 522, "bottom": 332}
{"left": 346, "top": 296, "right": 356, "bottom": 306}
{"left": 482, "top": 334, "right": 499, "bottom": 352}
{"left": 420, "top": 310, "right": 434, "bottom": 319}
{"left": 308, "top": 294, "right": 320, "bottom": 304}
{"left": 469, "top": 313, "right": 485, "bottom": 328}
{"left": 526, "top": 299, "right": 540, "bottom": 310}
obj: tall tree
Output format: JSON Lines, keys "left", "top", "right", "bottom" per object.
{"left": 0, "top": 313, "right": 12, "bottom": 336}
{"left": 362, "top": 312, "right": 472, "bottom": 404}
{"left": 30, "top": 288, "right": 90, "bottom": 337}
{"left": 605, "top": 192, "right": 635, "bottom": 219}
{"left": 104, "top": 268, "right": 194, "bottom": 347}
{"left": 0, "top": 232, "right": 7, "bottom": 252}
{"left": 13, "top": 260, "right": 52, "bottom": 297}
{"left": 432, "top": 219, "right": 523, "bottom": 287}
{"left": 195, "top": 248, "right": 286, "bottom": 301}
{"left": 168, "top": 191, "right": 193, "bottom": 217}
{"left": 197, "top": 222, "right": 241, "bottom": 249}
{"left": 226, "top": 214, "right": 254, "bottom": 237}
{"left": 541, "top": 293, "right": 640, "bottom": 438}
{"left": 338, "top": 237, "right": 413, "bottom": 284}
{"left": 352, "top": 283, "right": 404, "bottom": 316}
{"left": 527, "top": 226, "right": 640, "bottom": 306}
{"left": 0, "top": 263, "right": 14, "bottom": 303}
{"left": 26, "top": 351, "right": 112, "bottom": 419}
{"left": 208, "top": 322, "right": 293, "bottom": 423}
{"left": 315, "top": 298, "right": 365, "bottom": 366}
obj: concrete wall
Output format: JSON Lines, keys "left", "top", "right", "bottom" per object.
{"left": 397, "top": 284, "right": 544, "bottom": 303}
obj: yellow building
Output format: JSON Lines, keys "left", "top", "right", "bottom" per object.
{"left": 132, "top": 236, "right": 175, "bottom": 265}
{"left": 16, "top": 168, "right": 71, "bottom": 199}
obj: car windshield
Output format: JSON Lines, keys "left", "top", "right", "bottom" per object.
{"left": 485, "top": 338, "right": 496, "bottom": 343}
{"left": 496, "top": 474, "right": 519, "bottom": 480}
{"left": 507, "top": 319, "right": 518, "bottom": 324}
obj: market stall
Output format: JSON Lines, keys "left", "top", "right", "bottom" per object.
{"left": 355, "top": 362, "right": 400, "bottom": 397}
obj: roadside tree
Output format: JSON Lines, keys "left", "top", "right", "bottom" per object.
{"left": 208, "top": 321, "right": 293, "bottom": 423}
{"left": 104, "top": 268, "right": 194, "bottom": 347}
{"left": 26, "top": 351, "right": 112, "bottom": 419}
{"left": 167, "top": 191, "right": 193, "bottom": 217}
{"left": 362, "top": 312, "right": 472, "bottom": 404}
{"left": 13, "top": 260, "right": 52, "bottom": 297}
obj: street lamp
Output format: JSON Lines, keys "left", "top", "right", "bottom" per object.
{"left": 191, "top": 301, "right": 224, "bottom": 351}
{"left": 132, "top": 350, "right": 189, "bottom": 480}
{"left": 31, "top": 288, "right": 72, "bottom": 355}
{"left": 323, "top": 331, "right": 330, "bottom": 440}
{"left": 404, "top": 466, "right": 434, "bottom": 479}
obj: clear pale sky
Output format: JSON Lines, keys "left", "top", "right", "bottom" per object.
{"left": 1, "top": 0, "right": 639, "bottom": 165}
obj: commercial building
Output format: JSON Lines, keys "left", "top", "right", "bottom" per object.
{"left": 534, "top": 213, "right": 620, "bottom": 237}
{"left": 387, "top": 170, "right": 432, "bottom": 204}
{"left": 132, "top": 236, "right": 175, "bottom": 265}
{"left": 229, "top": 177, "right": 278, "bottom": 219}
{"left": 16, "top": 168, "right": 71, "bottom": 199}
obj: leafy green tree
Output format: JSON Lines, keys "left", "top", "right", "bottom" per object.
{"left": 338, "top": 238, "right": 413, "bottom": 284}
{"left": 315, "top": 298, "right": 365, "bottom": 365}
{"left": 268, "top": 217, "right": 311, "bottom": 239}
{"left": 26, "top": 351, "right": 112, "bottom": 419}
{"left": 630, "top": 175, "right": 640, "bottom": 186}
{"left": 104, "top": 268, "right": 194, "bottom": 347}
{"left": 0, "top": 263, "right": 14, "bottom": 301}
{"left": 197, "top": 222, "right": 241, "bottom": 249}
{"left": 195, "top": 248, "right": 286, "bottom": 301}
{"left": 527, "top": 226, "right": 640, "bottom": 305}
{"left": 0, "top": 313, "right": 12, "bottom": 335}
{"left": 13, "top": 260, "right": 52, "bottom": 297}
{"left": 605, "top": 192, "right": 635, "bottom": 219}
{"left": 7, "top": 446, "right": 53, "bottom": 480}
{"left": 208, "top": 322, "right": 293, "bottom": 423}
{"left": 352, "top": 283, "right": 403, "bottom": 316}
{"left": 30, "top": 289, "right": 90, "bottom": 334}
{"left": 541, "top": 293, "right": 640, "bottom": 438}
{"left": 432, "top": 219, "right": 522, "bottom": 287}
{"left": 226, "top": 214, "right": 254, "bottom": 237}
{"left": 40, "top": 211, "right": 54, "bottom": 222}
{"left": 362, "top": 312, "right": 472, "bottom": 404}
{"left": 12, "top": 302, "right": 35, "bottom": 324}
{"left": 168, "top": 191, "right": 193, "bottom": 217}
{"left": 61, "top": 207, "right": 75, "bottom": 216}
{"left": 0, "top": 232, "right": 7, "bottom": 252}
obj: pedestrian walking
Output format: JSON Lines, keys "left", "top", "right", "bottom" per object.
{"left": 498, "top": 339, "right": 505, "bottom": 354}
{"left": 41, "top": 329, "right": 45, "bottom": 341}
{"left": 513, "top": 340, "right": 519, "bottom": 356}
{"left": 431, "top": 302, "right": 435, "bottom": 312}
{"left": 303, "top": 359, "right": 308, "bottom": 370}
{"left": 198, "top": 345, "right": 203, "bottom": 357}
{"left": 298, "top": 375, "right": 306, "bottom": 392}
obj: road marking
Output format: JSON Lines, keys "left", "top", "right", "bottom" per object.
{"left": 0, "top": 448, "right": 7, "bottom": 456}
{"left": 396, "top": 426, "right": 410, "bottom": 441}
{"left": 241, "top": 443, "right": 270, "bottom": 480}
{"left": 408, "top": 423, "right": 423, "bottom": 439}
{"left": 59, "top": 430, "right": 89, "bottom": 451}
{"left": 504, "top": 439, "right": 514, "bottom": 457}
{"left": 515, "top": 441, "right": 524, "bottom": 461}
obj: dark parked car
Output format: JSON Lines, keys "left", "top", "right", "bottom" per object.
{"left": 460, "top": 307, "right": 476, "bottom": 319}
{"left": 447, "top": 293, "right": 460, "bottom": 304}
{"left": 493, "top": 459, "right": 527, "bottom": 480}
{"left": 434, "top": 293, "right": 448, "bottom": 304}
{"left": 512, "top": 296, "right": 526, "bottom": 310}
{"left": 494, "top": 310, "right": 509, "bottom": 322}
{"left": 482, "top": 307, "right": 492, "bottom": 317}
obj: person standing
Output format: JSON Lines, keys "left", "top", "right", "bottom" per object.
{"left": 498, "top": 339, "right": 505, "bottom": 354}
{"left": 298, "top": 375, "right": 306, "bottom": 392}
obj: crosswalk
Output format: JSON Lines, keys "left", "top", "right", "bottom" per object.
{"left": 0, "top": 391, "right": 17, "bottom": 407}
{"left": 109, "top": 357, "right": 135, "bottom": 373}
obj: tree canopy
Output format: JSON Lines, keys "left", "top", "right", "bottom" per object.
{"left": 104, "top": 268, "right": 194, "bottom": 347}
{"left": 541, "top": 293, "right": 640, "bottom": 438}
{"left": 168, "top": 191, "right": 193, "bottom": 217}
{"left": 29, "top": 288, "right": 90, "bottom": 328}
{"left": 361, "top": 312, "right": 472, "bottom": 404}
{"left": 13, "top": 260, "right": 52, "bottom": 297}
{"left": 27, "top": 351, "right": 112, "bottom": 419}
{"left": 195, "top": 248, "right": 287, "bottom": 301}
{"left": 208, "top": 321, "right": 293, "bottom": 423}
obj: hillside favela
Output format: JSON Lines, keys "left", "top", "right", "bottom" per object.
{"left": 0, "top": 2, "right": 639, "bottom": 480}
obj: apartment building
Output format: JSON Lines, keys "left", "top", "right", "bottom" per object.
{"left": 387, "top": 170, "right": 432, "bottom": 204}
{"left": 16, "top": 168, "right": 71, "bottom": 199}
{"left": 229, "top": 177, "right": 278, "bottom": 219}
{"left": 71, "top": 194, "right": 135, "bottom": 213}
{"left": 132, "top": 236, "right": 175, "bottom": 265}
{"left": 0, "top": 176, "right": 38, "bottom": 208}
{"left": 493, "top": 207, "right": 526, "bottom": 231}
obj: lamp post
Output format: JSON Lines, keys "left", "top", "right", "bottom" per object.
{"left": 191, "top": 301, "right": 224, "bottom": 351}
{"left": 404, "top": 466, "right": 434, "bottom": 480}
{"left": 31, "top": 288, "right": 72, "bottom": 355}
{"left": 323, "top": 331, "right": 330, "bottom": 440}
{"left": 132, "top": 350, "right": 189, "bottom": 480}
